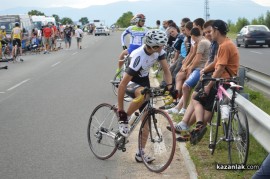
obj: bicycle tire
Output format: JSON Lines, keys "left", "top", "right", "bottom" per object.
{"left": 209, "top": 100, "right": 221, "bottom": 155}
{"left": 228, "top": 107, "right": 249, "bottom": 165}
{"left": 111, "top": 69, "right": 129, "bottom": 101}
{"left": 3, "top": 46, "right": 12, "bottom": 60}
{"left": 112, "top": 68, "right": 124, "bottom": 95}
{"left": 138, "top": 109, "right": 176, "bottom": 173}
{"left": 87, "top": 103, "right": 118, "bottom": 160}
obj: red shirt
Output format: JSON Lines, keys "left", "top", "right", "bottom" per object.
{"left": 43, "top": 27, "right": 52, "bottom": 38}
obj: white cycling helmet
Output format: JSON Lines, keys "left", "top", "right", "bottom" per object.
{"left": 0, "top": 25, "right": 5, "bottom": 30}
{"left": 144, "top": 30, "right": 168, "bottom": 47}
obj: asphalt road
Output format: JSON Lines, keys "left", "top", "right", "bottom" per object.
{"left": 238, "top": 45, "right": 270, "bottom": 75}
{"left": 0, "top": 32, "right": 190, "bottom": 179}
{"left": 0, "top": 32, "right": 269, "bottom": 179}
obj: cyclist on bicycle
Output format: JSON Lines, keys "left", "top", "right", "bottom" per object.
{"left": 116, "top": 14, "right": 148, "bottom": 77}
{"left": 190, "top": 19, "right": 239, "bottom": 144}
{"left": 0, "top": 25, "right": 7, "bottom": 59}
{"left": 117, "top": 29, "right": 172, "bottom": 162}
{"left": 11, "top": 22, "right": 23, "bottom": 62}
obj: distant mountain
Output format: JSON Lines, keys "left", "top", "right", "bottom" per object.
{"left": 0, "top": 0, "right": 269, "bottom": 27}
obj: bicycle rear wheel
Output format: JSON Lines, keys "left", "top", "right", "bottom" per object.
{"left": 228, "top": 107, "right": 249, "bottom": 165}
{"left": 138, "top": 109, "right": 176, "bottom": 173}
{"left": 87, "top": 103, "right": 118, "bottom": 160}
{"left": 111, "top": 69, "right": 130, "bottom": 101}
{"left": 209, "top": 100, "right": 221, "bottom": 155}
{"left": 112, "top": 69, "right": 124, "bottom": 96}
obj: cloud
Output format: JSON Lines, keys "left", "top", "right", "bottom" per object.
{"left": 251, "top": 0, "right": 270, "bottom": 6}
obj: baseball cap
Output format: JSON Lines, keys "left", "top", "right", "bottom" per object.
{"left": 212, "top": 20, "right": 229, "bottom": 34}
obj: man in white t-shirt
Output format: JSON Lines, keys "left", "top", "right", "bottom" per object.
{"left": 75, "top": 25, "right": 84, "bottom": 49}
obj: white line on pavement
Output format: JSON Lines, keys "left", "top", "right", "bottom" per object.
{"left": 250, "top": 51, "right": 263, "bottom": 54}
{"left": 7, "top": 79, "right": 30, "bottom": 91}
{"left": 51, "top": 61, "right": 62, "bottom": 67}
{"left": 0, "top": 92, "right": 5, "bottom": 94}
{"left": 72, "top": 52, "right": 78, "bottom": 55}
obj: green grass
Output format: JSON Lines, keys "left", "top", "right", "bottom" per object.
{"left": 227, "top": 32, "right": 237, "bottom": 40}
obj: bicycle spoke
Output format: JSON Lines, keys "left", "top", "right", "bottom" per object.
{"left": 138, "top": 109, "right": 176, "bottom": 173}
{"left": 88, "top": 103, "right": 118, "bottom": 160}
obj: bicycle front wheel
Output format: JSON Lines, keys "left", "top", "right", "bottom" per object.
{"left": 87, "top": 103, "right": 118, "bottom": 160}
{"left": 138, "top": 109, "right": 176, "bottom": 173}
{"left": 228, "top": 107, "right": 249, "bottom": 165}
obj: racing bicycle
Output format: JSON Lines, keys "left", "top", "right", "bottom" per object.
{"left": 87, "top": 86, "right": 176, "bottom": 173}
{"left": 202, "top": 76, "right": 249, "bottom": 165}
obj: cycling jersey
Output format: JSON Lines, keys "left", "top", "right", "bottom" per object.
{"left": 125, "top": 45, "right": 166, "bottom": 86}
{"left": 12, "top": 27, "right": 21, "bottom": 40}
{"left": 0, "top": 30, "right": 6, "bottom": 40}
{"left": 121, "top": 26, "right": 148, "bottom": 54}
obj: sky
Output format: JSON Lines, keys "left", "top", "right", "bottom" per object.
{"left": 1, "top": 0, "right": 270, "bottom": 9}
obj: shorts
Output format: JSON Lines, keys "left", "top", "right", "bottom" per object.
{"left": 76, "top": 37, "right": 82, "bottom": 43}
{"left": 184, "top": 68, "right": 200, "bottom": 88}
{"left": 194, "top": 83, "right": 230, "bottom": 111}
{"left": 125, "top": 81, "right": 149, "bottom": 112}
{"left": 65, "top": 37, "right": 71, "bottom": 44}
{"left": 43, "top": 37, "right": 51, "bottom": 46}
{"left": 12, "top": 39, "right": 21, "bottom": 47}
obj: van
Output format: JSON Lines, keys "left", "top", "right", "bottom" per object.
{"left": 31, "top": 15, "right": 46, "bottom": 30}
{"left": 0, "top": 14, "right": 34, "bottom": 48}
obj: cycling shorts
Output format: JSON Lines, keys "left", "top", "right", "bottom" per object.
{"left": 12, "top": 39, "right": 21, "bottom": 47}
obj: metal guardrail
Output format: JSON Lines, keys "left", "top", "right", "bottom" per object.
{"left": 234, "top": 67, "right": 270, "bottom": 152}
{"left": 232, "top": 91, "right": 270, "bottom": 153}
{"left": 244, "top": 67, "right": 270, "bottom": 97}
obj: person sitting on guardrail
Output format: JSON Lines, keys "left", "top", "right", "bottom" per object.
{"left": 167, "top": 20, "right": 219, "bottom": 141}
{"left": 190, "top": 19, "right": 239, "bottom": 145}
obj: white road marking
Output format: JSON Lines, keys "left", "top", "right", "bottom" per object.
{"left": 0, "top": 92, "right": 5, "bottom": 94}
{"left": 7, "top": 79, "right": 30, "bottom": 91}
{"left": 51, "top": 61, "right": 62, "bottom": 67}
{"left": 72, "top": 52, "right": 78, "bottom": 55}
{"left": 250, "top": 51, "right": 263, "bottom": 54}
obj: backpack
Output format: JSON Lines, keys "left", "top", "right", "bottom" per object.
{"left": 64, "top": 28, "right": 71, "bottom": 37}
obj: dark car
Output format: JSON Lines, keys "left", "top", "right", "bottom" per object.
{"left": 236, "top": 25, "right": 270, "bottom": 48}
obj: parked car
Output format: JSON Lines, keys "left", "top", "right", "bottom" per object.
{"left": 94, "top": 26, "right": 110, "bottom": 36}
{"left": 236, "top": 25, "right": 270, "bottom": 48}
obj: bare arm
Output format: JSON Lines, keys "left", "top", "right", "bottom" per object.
{"left": 159, "top": 59, "right": 172, "bottom": 89}
{"left": 118, "top": 73, "right": 133, "bottom": 111}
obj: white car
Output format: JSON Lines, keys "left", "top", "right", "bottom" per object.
{"left": 95, "top": 26, "right": 110, "bottom": 36}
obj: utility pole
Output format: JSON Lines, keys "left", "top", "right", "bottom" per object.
{"left": 204, "top": 0, "right": 210, "bottom": 21}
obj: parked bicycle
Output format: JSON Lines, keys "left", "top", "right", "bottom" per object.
{"left": 87, "top": 86, "right": 176, "bottom": 173}
{"left": 201, "top": 76, "right": 249, "bottom": 165}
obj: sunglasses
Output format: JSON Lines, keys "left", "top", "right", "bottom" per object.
{"left": 151, "top": 46, "right": 161, "bottom": 50}
{"left": 140, "top": 19, "right": 145, "bottom": 22}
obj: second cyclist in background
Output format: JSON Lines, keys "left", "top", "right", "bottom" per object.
{"left": 11, "top": 22, "right": 23, "bottom": 62}
{"left": 116, "top": 14, "right": 148, "bottom": 77}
